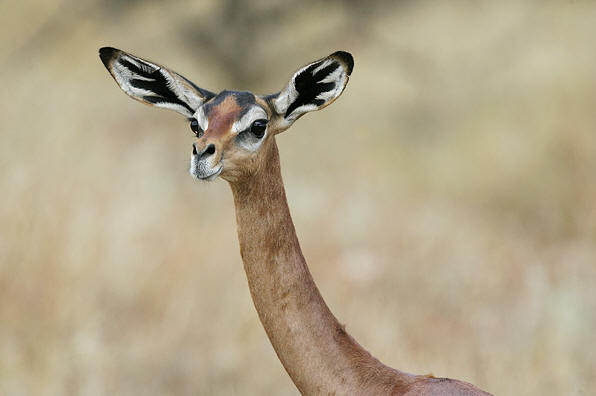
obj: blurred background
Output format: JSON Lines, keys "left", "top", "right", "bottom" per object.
{"left": 1, "top": 1, "right": 595, "bottom": 395}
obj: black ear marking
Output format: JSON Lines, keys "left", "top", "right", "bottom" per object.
{"left": 127, "top": 67, "right": 195, "bottom": 114}
{"left": 285, "top": 60, "right": 339, "bottom": 118}
{"left": 119, "top": 58, "right": 155, "bottom": 76}
{"left": 330, "top": 51, "right": 354, "bottom": 75}
{"left": 311, "top": 62, "right": 340, "bottom": 82}
{"left": 99, "top": 47, "right": 117, "bottom": 68}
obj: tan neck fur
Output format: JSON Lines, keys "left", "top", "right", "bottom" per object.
{"left": 229, "top": 139, "right": 417, "bottom": 394}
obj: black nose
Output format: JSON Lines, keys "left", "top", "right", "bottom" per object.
{"left": 194, "top": 143, "right": 216, "bottom": 160}
{"left": 204, "top": 144, "right": 216, "bottom": 156}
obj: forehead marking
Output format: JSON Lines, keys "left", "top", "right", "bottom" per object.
{"left": 202, "top": 92, "right": 259, "bottom": 137}
{"left": 204, "top": 96, "right": 240, "bottom": 138}
{"left": 204, "top": 91, "right": 256, "bottom": 116}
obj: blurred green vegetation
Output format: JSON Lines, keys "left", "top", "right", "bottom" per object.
{"left": 1, "top": 1, "right": 595, "bottom": 395}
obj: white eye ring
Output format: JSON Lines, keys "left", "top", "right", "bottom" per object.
{"left": 232, "top": 106, "right": 268, "bottom": 134}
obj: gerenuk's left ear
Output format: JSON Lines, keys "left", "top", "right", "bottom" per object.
{"left": 272, "top": 51, "right": 354, "bottom": 129}
{"left": 99, "top": 47, "right": 214, "bottom": 118}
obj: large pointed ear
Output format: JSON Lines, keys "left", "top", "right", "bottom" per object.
{"left": 99, "top": 47, "right": 214, "bottom": 118}
{"left": 272, "top": 51, "right": 353, "bottom": 128}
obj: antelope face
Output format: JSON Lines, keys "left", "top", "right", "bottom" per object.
{"left": 99, "top": 47, "right": 353, "bottom": 183}
{"left": 188, "top": 91, "right": 275, "bottom": 182}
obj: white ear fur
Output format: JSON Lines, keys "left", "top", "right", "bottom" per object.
{"left": 99, "top": 47, "right": 214, "bottom": 118}
{"left": 273, "top": 51, "right": 354, "bottom": 127}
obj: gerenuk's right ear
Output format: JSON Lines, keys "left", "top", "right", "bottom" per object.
{"left": 99, "top": 47, "right": 214, "bottom": 118}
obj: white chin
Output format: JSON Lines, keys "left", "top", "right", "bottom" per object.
{"left": 190, "top": 163, "right": 223, "bottom": 181}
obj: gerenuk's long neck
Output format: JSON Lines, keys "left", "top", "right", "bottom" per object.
{"left": 229, "top": 140, "right": 416, "bottom": 394}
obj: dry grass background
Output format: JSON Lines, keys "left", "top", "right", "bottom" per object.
{"left": 1, "top": 1, "right": 595, "bottom": 395}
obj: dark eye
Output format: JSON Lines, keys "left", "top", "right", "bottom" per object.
{"left": 190, "top": 119, "right": 203, "bottom": 137}
{"left": 249, "top": 119, "right": 268, "bottom": 138}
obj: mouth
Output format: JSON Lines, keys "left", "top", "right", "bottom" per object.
{"left": 192, "top": 162, "right": 223, "bottom": 181}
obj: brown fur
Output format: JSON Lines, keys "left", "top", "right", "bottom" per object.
{"left": 224, "top": 137, "right": 492, "bottom": 395}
